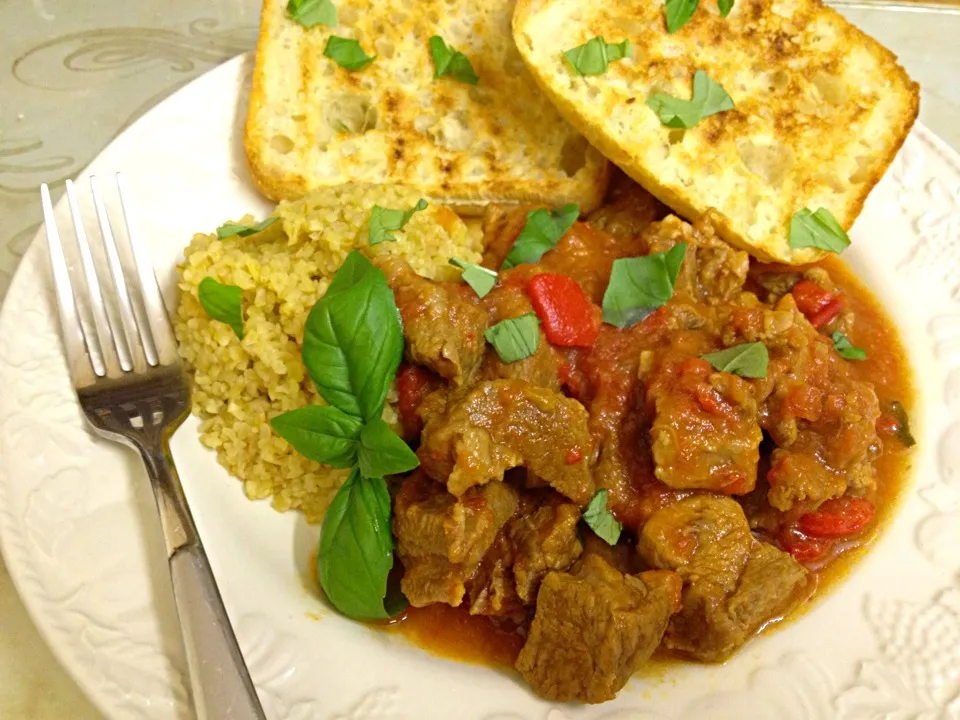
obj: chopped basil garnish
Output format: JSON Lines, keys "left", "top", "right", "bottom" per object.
{"left": 217, "top": 217, "right": 277, "bottom": 239}
{"left": 887, "top": 400, "right": 916, "bottom": 448}
{"left": 358, "top": 417, "right": 420, "bottom": 478}
{"left": 718, "top": 0, "right": 734, "bottom": 16}
{"left": 602, "top": 243, "right": 686, "bottom": 328}
{"left": 450, "top": 258, "right": 497, "bottom": 298}
{"left": 563, "top": 37, "right": 631, "bottom": 76}
{"left": 273, "top": 251, "right": 415, "bottom": 620}
{"left": 368, "top": 199, "right": 428, "bottom": 246}
{"left": 269, "top": 405, "right": 363, "bottom": 467}
{"left": 318, "top": 468, "right": 402, "bottom": 619}
{"left": 583, "top": 489, "right": 622, "bottom": 546}
{"left": 647, "top": 70, "right": 734, "bottom": 129}
{"left": 336, "top": 120, "right": 354, "bottom": 134}
{"left": 501, "top": 204, "right": 579, "bottom": 270}
{"left": 485, "top": 313, "right": 540, "bottom": 363}
{"left": 286, "top": 0, "right": 337, "bottom": 28}
{"left": 831, "top": 331, "right": 866, "bottom": 361}
{"left": 789, "top": 208, "right": 851, "bottom": 253}
{"left": 665, "top": 0, "right": 699, "bottom": 32}
{"left": 324, "top": 36, "right": 375, "bottom": 71}
{"left": 198, "top": 277, "right": 243, "bottom": 339}
{"left": 429, "top": 36, "right": 479, "bottom": 85}
{"left": 702, "top": 342, "right": 769, "bottom": 379}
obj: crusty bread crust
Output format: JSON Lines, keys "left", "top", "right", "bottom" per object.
{"left": 513, "top": 0, "right": 919, "bottom": 264}
{"left": 244, "top": 0, "right": 610, "bottom": 214}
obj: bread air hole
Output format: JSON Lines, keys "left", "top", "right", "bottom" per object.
{"left": 560, "top": 134, "right": 589, "bottom": 177}
{"left": 375, "top": 38, "right": 395, "bottom": 59}
{"left": 813, "top": 72, "right": 848, "bottom": 106}
{"left": 736, "top": 138, "right": 795, "bottom": 186}
{"left": 326, "top": 94, "right": 379, "bottom": 137}
{"left": 269, "top": 135, "right": 295, "bottom": 154}
{"left": 428, "top": 112, "right": 473, "bottom": 152}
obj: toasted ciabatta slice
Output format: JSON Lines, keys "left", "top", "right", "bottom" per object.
{"left": 513, "top": 0, "right": 919, "bottom": 264}
{"left": 245, "top": 0, "right": 609, "bottom": 214}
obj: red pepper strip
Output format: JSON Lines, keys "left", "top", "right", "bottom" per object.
{"left": 798, "top": 496, "right": 875, "bottom": 538}
{"left": 528, "top": 273, "right": 600, "bottom": 347}
{"left": 780, "top": 531, "right": 835, "bottom": 564}
{"left": 791, "top": 280, "right": 845, "bottom": 329}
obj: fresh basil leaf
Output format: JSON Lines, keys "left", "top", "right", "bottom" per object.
{"left": 324, "top": 36, "right": 375, "bottom": 71}
{"left": 887, "top": 400, "right": 916, "bottom": 448}
{"left": 702, "top": 342, "right": 769, "bottom": 379}
{"left": 358, "top": 417, "right": 420, "bottom": 478}
{"left": 318, "top": 470, "right": 402, "bottom": 619}
{"left": 602, "top": 243, "right": 686, "bottom": 328}
{"left": 718, "top": 0, "right": 734, "bottom": 16}
{"left": 789, "top": 208, "right": 851, "bottom": 253}
{"left": 485, "top": 313, "right": 540, "bottom": 363}
{"left": 449, "top": 258, "right": 497, "bottom": 298}
{"left": 217, "top": 217, "right": 277, "bottom": 239}
{"left": 647, "top": 70, "right": 733, "bottom": 129}
{"left": 429, "top": 36, "right": 479, "bottom": 85}
{"left": 270, "top": 405, "right": 363, "bottom": 468}
{"left": 501, "top": 204, "right": 579, "bottom": 270}
{"left": 302, "top": 250, "right": 404, "bottom": 421}
{"left": 563, "top": 37, "right": 631, "bottom": 76}
{"left": 666, "top": 0, "right": 699, "bottom": 32}
{"left": 198, "top": 277, "right": 243, "bottom": 339}
{"left": 368, "top": 199, "right": 428, "bottom": 246}
{"left": 831, "top": 331, "right": 866, "bottom": 361}
{"left": 287, "top": 0, "right": 337, "bottom": 28}
{"left": 583, "top": 489, "right": 622, "bottom": 546}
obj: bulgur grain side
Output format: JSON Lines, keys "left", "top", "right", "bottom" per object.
{"left": 174, "top": 184, "right": 482, "bottom": 522}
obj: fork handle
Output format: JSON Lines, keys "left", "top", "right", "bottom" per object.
{"left": 140, "top": 442, "right": 266, "bottom": 720}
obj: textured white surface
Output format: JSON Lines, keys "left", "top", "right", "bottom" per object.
{"left": 0, "top": 51, "right": 959, "bottom": 720}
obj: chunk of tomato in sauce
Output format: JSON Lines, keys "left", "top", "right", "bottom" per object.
{"left": 397, "top": 364, "right": 441, "bottom": 441}
{"left": 528, "top": 273, "right": 601, "bottom": 348}
{"left": 798, "top": 496, "right": 875, "bottom": 538}
{"left": 780, "top": 528, "right": 835, "bottom": 564}
{"left": 792, "top": 280, "right": 845, "bottom": 329}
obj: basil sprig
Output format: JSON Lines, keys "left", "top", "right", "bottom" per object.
{"left": 450, "top": 258, "right": 497, "bottom": 298}
{"left": 271, "top": 251, "right": 417, "bottom": 619}
{"left": 563, "top": 37, "right": 631, "bottom": 76}
{"left": 429, "top": 36, "right": 479, "bottom": 85}
{"left": 702, "top": 342, "right": 769, "bottom": 379}
{"left": 369, "top": 199, "right": 428, "bottom": 246}
{"left": 602, "top": 243, "right": 686, "bottom": 328}
{"left": 217, "top": 217, "right": 277, "bottom": 239}
{"left": 198, "top": 277, "right": 243, "bottom": 339}
{"left": 501, "top": 204, "right": 579, "bottom": 270}
{"left": 789, "top": 208, "right": 851, "bottom": 253}
{"left": 287, "top": 0, "right": 337, "bottom": 28}
{"left": 583, "top": 489, "right": 622, "bottom": 545}
{"left": 318, "top": 468, "right": 404, "bottom": 620}
{"left": 647, "top": 70, "right": 734, "bottom": 129}
{"left": 832, "top": 331, "right": 866, "bottom": 361}
{"left": 485, "top": 313, "right": 540, "bottom": 363}
{"left": 666, "top": 0, "right": 699, "bottom": 32}
{"left": 269, "top": 405, "right": 363, "bottom": 467}
{"left": 886, "top": 400, "right": 916, "bottom": 448}
{"left": 324, "top": 36, "right": 375, "bottom": 71}
{"left": 719, "top": 0, "right": 735, "bottom": 16}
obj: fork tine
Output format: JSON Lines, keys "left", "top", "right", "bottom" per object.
{"left": 90, "top": 174, "right": 141, "bottom": 372}
{"left": 116, "top": 173, "right": 177, "bottom": 366}
{"left": 65, "top": 179, "right": 129, "bottom": 374}
{"left": 41, "top": 183, "right": 104, "bottom": 378}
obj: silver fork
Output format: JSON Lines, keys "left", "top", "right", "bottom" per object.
{"left": 41, "top": 174, "right": 266, "bottom": 720}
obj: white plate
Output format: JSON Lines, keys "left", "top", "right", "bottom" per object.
{"left": 2, "top": 53, "right": 960, "bottom": 720}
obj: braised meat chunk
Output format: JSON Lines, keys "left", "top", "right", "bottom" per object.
{"left": 418, "top": 380, "right": 594, "bottom": 504}
{"left": 378, "top": 257, "right": 488, "bottom": 386}
{"left": 515, "top": 555, "right": 682, "bottom": 703}
{"left": 638, "top": 496, "right": 811, "bottom": 661}
{"left": 394, "top": 473, "right": 518, "bottom": 607}
{"left": 585, "top": 172, "right": 665, "bottom": 242}
{"left": 646, "top": 355, "right": 762, "bottom": 494}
